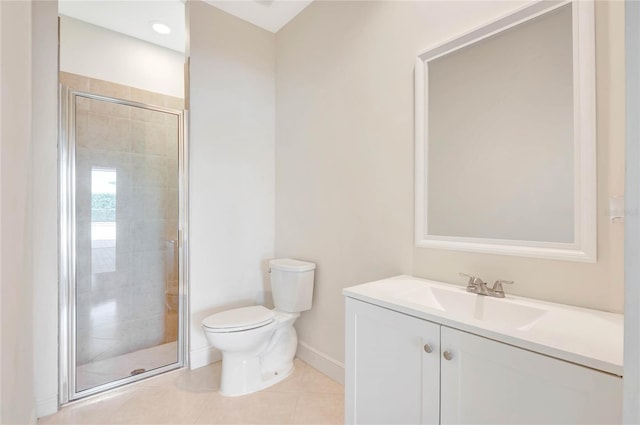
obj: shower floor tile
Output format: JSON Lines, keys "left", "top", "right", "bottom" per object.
{"left": 76, "top": 341, "right": 178, "bottom": 391}
{"left": 38, "top": 358, "right": 345, "bottom": 425}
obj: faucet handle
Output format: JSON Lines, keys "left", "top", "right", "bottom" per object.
{"left": 492, "top": 280, "right": 514, "bottom": 295}
{"left": 459, "top": 272, "right": 476, "bottom": 286}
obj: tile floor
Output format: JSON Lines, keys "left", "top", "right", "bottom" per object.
{"left": 77, "top": 342, "right": 178, "bottom": 391}
{"left": 38, "top": 359, "right": 344, "bottom": 424}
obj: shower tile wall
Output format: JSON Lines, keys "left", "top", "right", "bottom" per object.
{"left": 61, "top": 72, "right": 183, "bottom": 367}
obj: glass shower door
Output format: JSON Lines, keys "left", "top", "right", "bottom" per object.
{"left": 61, "top": 87, "right": 186, "bottom": 400}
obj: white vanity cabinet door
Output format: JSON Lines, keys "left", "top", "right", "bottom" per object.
{"left": 346, "top": 298, "right": 441, "bottom": 425}
{"left": 440, "top": 326, "right": 622, "bottom": 425}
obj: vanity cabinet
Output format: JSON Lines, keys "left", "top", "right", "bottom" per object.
{"left": 439, "top": 325, "right": 621, "bottom": 424}
{"left": 345, "top": 298, "right": 622, "bottom": 425}
{"left": 345, "top": 297, "right": 440, "bottom": 424}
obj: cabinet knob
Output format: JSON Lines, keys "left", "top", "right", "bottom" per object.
{"left": 423, "top": 344, "right": 433, "bottom": 354}
{"left": 443, "top": 351, "right": 453, "bottom": 361}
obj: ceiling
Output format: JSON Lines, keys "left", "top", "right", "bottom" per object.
{"left": 204, "top": 0, "right": 312, "bottom": 33}
{"left": 59, "top": 0, "right": 313, "bottom": 53}
{"left": 58, "top": 0, "right": 187, "bottom": 52}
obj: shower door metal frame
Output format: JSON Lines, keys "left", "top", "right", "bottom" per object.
{"left": 59, "top": 85, "right": 190, "bottom": 403}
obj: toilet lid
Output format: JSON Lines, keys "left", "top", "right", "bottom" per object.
{"left": 202, "top": 306, "right": 275, "bottom": 332}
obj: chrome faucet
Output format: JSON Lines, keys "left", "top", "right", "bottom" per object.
{"left": 459, "top": 273, "right": 513, "bottom": 298}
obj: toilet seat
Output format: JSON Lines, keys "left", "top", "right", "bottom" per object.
{"left": 202, "top": 306, "right": 275, "bottom": 332}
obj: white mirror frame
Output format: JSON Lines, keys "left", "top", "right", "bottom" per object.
{"left": 415, "top": 0, "right": 596, "bottom": 262}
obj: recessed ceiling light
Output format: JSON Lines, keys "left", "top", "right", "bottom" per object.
{"left": 151, "top": 21, "right": 171, "bottom": 35}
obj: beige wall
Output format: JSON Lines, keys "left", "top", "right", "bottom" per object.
{"left": 275, "top": 0, "right": 624, "bottom": 370}
{"left": 1, "top": 1, "right": 36, "bottom": 423}
{"left": 32, "top": 0, "right": 59, "bottom": 417}
{"left": 188, "top": 1, "right": 276, "bottom": 368}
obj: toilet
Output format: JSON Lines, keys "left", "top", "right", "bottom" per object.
{"left": 201, "top": 258, "right": 315, "bottom": 396}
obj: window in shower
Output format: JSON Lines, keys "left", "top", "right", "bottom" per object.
{"left": 91, "top": 168, "right": 117, "bottom": 274}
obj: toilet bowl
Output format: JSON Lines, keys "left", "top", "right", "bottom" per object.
{"left": 202, "top": 258, "right": 315, "bottom": 396}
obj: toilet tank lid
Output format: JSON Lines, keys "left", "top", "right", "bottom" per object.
{"left": 202, "top": 305, "right": 274, "bottom": 330}
{"left": 269, "top": 258, "right": 316, "bottom": 272}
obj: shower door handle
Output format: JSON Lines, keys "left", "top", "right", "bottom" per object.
{"left": 165, "top": 230, "right": 182, "bottom": 248}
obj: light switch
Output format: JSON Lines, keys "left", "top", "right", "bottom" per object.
{"left": 609, "top": 196, "right": 625, "bottom": 223}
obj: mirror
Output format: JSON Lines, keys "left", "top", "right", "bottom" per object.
{"left": 415, "top": 0, "right": 596, "bottom": 262}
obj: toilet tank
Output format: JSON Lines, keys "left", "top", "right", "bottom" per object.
{"left": 269, "top": 258, "right": 316, "bottom": 312}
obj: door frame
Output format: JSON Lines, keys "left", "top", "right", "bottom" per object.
{"left": 625, "top": 1, "right": 640, "bottom": 421}
{"left": 58, "top": 86, "right": 190, "bottom": 403}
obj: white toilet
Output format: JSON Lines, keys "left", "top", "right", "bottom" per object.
{"left": 201, "top": 258, "right": 315, "bottom": 396}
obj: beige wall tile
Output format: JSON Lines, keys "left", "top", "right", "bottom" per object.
{"left": 90, "top": 77, "right": 131, "bottom": 101}
{"left": 164, "top": 95, "right": 184, "bottom": 111}
{"left": 131, "top": 87, "right": 165, "bottom": 108}
{"left": 60, "top": 71, "right": 90, "bottom": 92}
{"left": 131, "top": 120, "right": 146, "bottom": 153}
{"left": 61, "top": 72, "right": 184, "bottom": 111}
{"left": 144, "top": 122, "right": 168, "bottom": 156}
{"left": 76, "top": 96, "right": 90, "bottom": 112}
{"left": 89, "top": 98, "right": 130, "bottom": 120}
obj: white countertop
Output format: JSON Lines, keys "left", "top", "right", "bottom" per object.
{"left": 343, "top": 275, "right": 623, "bottom": 376}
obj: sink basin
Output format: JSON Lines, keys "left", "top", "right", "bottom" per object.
{"left": 344, "top": 275, "right": 623, "bottom": 376}
{"left": 393, "top": 284, "right": 548, "bottom": 330}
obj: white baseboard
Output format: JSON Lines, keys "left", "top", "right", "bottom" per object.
{"left": 189, "top": 346, "right": 221, "bottom": 370}
{"left": 36, "top": 393, "right": 58, "bottom": 418}
{"left": 296, "top": 340, "right": 345, "bottom": 385}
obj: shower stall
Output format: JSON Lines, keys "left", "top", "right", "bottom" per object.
{"left": 59, "top": 73, "right": 188, "bottom": 402}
